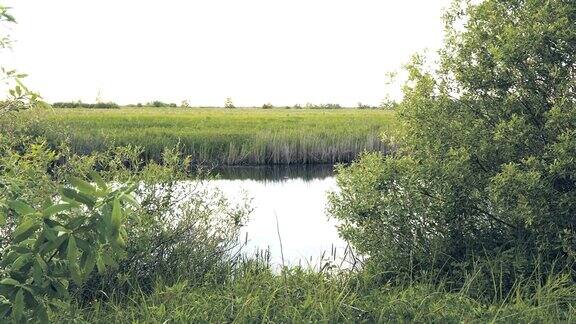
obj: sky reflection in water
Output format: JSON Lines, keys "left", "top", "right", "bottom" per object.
{"left": 207, "top": 165, "right": 348, "bottom": 268}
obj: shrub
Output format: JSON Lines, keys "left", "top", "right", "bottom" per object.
{"left": 329, "top": 0, "right": 576, "bottom": 286}
{"left": 0, "top": 168, "right": 136, "bottom": 321}
{"left": 0, "top": 134, "right": 249, "bottom": 321}
{"left": 262, "top": 103, "right": 274, "bottom": 109}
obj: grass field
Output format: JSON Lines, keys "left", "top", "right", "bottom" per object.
{"left": 17, "top": 107, "right": 396, "bottom": 165}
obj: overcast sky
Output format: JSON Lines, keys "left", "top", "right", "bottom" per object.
{"left": 2, "top": 0, "right": 452, "bottom": 106}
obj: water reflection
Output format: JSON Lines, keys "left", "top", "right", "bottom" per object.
{"left": 212, "top": 163, "right": 335, "bottom": 182}
{"left": 204, "top": 165, "right": 348, "bottom": 268}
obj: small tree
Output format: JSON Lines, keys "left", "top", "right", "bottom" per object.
{"left": 330, "top": 0, "right": 576, "bottom": 284}
{"left": 224, "top": 97, "right": 235, "bottom": 109}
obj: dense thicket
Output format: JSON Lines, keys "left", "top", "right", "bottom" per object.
{"left": 330, "top": 0, "right": 576, "bottom": 287}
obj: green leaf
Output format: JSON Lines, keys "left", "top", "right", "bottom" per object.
{"left": 69, "top": 176, "right": 97, "bottom": 196}
{"left": 33, "top": 262, "right": 43, "bottom": 286}
{"left": 42, "top": 203, "right": 74, "bottom": 217}
{"left": 89, "top": 171, "right": 108, "bottom": 191}
{"left": 35, "top": 255, "right": 47, "bottom": 272}
{"left": 111, "top": 198, "right": 122, "bottom": 234}
{"left": 13, "top": 218, "right": 40, "bottom": 243}
{"left": 0, "top": 278, "right": 20, "bottom": 287}
{"left": 67, "top": 236, "right": 78, "bottom": 263}
{"left": 12, "top": 254, "right": 31, "bottom": 272}
{"left": 82, "top": 251, "right": 96, "bottom": 279}
{"left": 59, "top": 187, "right": 95, "bottom": 208}
{"left": 34, "top": 298, "right": 49, "bottom": 323}
{"left": 120, "top": 193, "right": 139, "bottom": 207}
{"left": 12, "top": 289, "right": 24, "bottom": 323}
{"left": 67, "top": 236, "right": 82, "bottom": 286}
{"left": 8, "top": 200, "right": 35, "bottom": 216}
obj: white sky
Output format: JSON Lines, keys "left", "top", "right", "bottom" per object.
{"left": 2, "top": 0, "right": 451, "bottom": 106}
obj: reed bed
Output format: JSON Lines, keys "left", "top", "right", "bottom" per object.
{"left": 15, "top": 107, "right": 396, "bottom": 165}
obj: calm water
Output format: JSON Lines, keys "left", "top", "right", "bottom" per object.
{"left": 208, "top": 165, "right": 348, "bottom": 268}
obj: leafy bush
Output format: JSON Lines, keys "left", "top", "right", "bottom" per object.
{"left": 329, "top": 0, "right": 576, "bottom": 286}
{"left": 0, "top": 171, "right": 136, "bottom": 321}
{"left": 0, "top": 134, "right": 249, "bottom": 321}
{"left": 261, "top": 103, "right": 274, "bottom": 109}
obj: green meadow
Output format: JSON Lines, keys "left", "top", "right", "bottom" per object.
{"left": 18, "top": 107, "right": 396, "bottom": 165}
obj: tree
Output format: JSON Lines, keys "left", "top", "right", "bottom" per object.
{"left": 0, "top": 5, "right": 44, "bottom": 116}
{"left": 329, "top": 0, "right": 576, "bottom": 283}
{"left": 224, "top": 97, "right": 235, "bottom": 109}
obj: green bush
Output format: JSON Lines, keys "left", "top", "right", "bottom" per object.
{"left": 0, "top": 134, "right": 249, "bottom": 321}
{"left": 0, "top": 170, "right": 135, "bottom": 321}
{"left": 329, "top": 0, "right": 576, "bottom": 286}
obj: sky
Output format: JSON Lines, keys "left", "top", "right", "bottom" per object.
{"left": 2, "top": 0, "right": 452, "bottom": 106}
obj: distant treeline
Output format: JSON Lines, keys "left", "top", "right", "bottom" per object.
{"left": 52, "top": 102, "right": 120, "bottom": 109}
{"left": 132, "top": 101, "right": 178, "bottom": 108}
{"left": 51, "top": 101, "right": 396, "bottom": 110}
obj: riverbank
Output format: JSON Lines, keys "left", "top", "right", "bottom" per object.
{"left": 10, "top": 107, "right": 396, "bottom": 165}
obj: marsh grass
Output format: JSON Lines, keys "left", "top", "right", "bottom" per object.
{"left": 13, "top": 107, "right": 396, "bottom": 165}
{"left": 61, "top": 259, "right": 576, "bottom": 323}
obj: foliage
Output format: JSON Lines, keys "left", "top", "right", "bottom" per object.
{"left": 0, "top": 6, "right": 45, "bottom": 116}
{"left": 0, "top": 175, "right": 135, "bottom": 322}
{"left": 378, "top": 96, "right": 398, "bottom": 110}
{"left": 52, "top": 102, "right": 119, "bottom": 109}
{"left": 329, "top": 0, "right": 576, "bottom": 286}
{"left": 0, "top": 134, "right": 248, "bottom": 321}
{"left": 6, "top": 107, "right": 396, "bottom": 165}
{"left": 77, "top": 167, "right": 249, "bottom": 301}
{"left": 224, "top": 97, "right": 235, "bottom": 109}
{"left": 261, "top": 103, "right": 274, "bottom": 109}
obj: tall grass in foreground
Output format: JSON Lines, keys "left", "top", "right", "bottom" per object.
{"left": 62, "top": 261, "right": 576, "bottom": 323}
{"left": 11, "top": 107, "right": 396, "bottom": 165}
